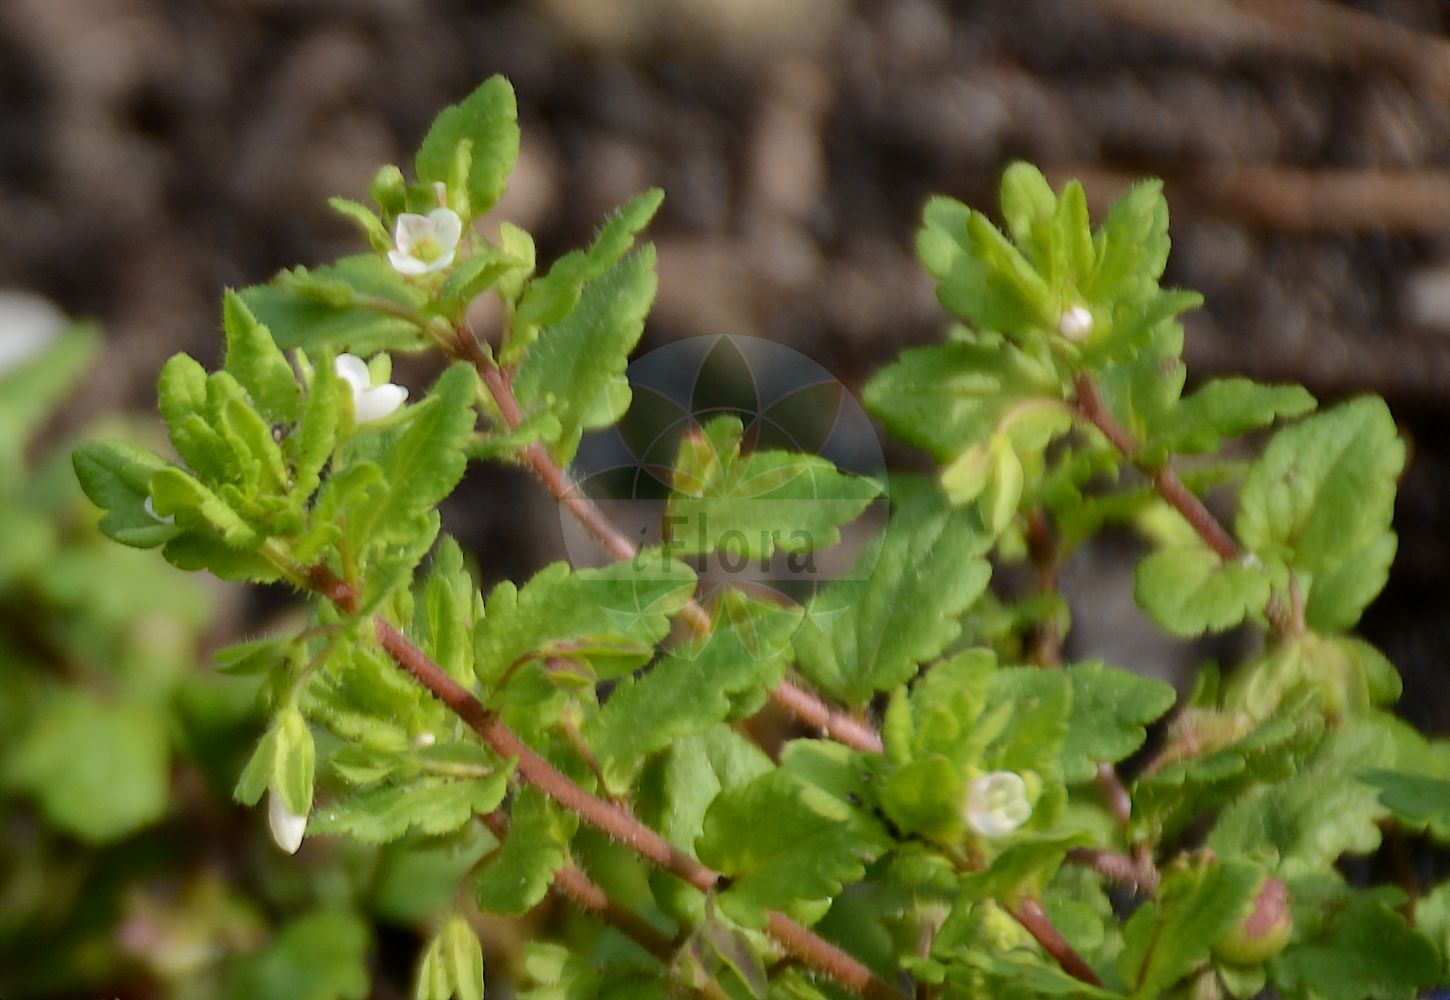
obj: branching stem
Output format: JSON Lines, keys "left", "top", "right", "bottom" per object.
{"left": 451, "top": 325, "right": 883, "bottom": 754}
{"left": 1071, "top": 372, "right": 1239, "bottom": 561}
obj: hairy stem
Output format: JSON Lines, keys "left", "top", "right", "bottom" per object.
{"left": 1071, "top": 372, "right": 1239, "bottom": 561}
{"left": 1065, "top": 847, "right": 1160, "bottom": 895}
{"left": 453, "top": 326, "right": 883, "bottom": 754}
{"left": 364, "top": 611, "right": 906, "bottom": 1000}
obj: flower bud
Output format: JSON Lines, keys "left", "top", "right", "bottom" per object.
{"left": 1058, "top": 305, "right": 1094, "bottom": 341}
{"left": 370, "top": 164, "right": 407, "bottom": 215}
{"left": 267, "top": 788, "right": 307, "bottom": 854}
{"left": 1212, "top": 875, "right": 1292, "bottom": 965}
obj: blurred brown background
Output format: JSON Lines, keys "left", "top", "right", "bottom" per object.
{"left": 3, "top": 0, "right": 1449, "bottom": 722}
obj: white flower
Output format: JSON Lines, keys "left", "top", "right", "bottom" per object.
{"left": 143, "top": 496, "right": 175, "bottom": 525}
{"left": 0, "top": 290, "right": 65, "bottom": 375}
{"left": 335, "top": 354, "right": 408, "bottom": 424}
{"left": 1058, "top": 305, "right": 1094, "bottom": 341}
{"left": 966, "top": 770, "right": 1032, "bottom": 838}
{"left": 387, "top": 208, "right": 463, "bottom": 275}
{"left": 267, "top": 789, "right": 307, "bottom": 854}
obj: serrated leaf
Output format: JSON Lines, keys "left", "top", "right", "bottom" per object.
{"left": 879, "top": 755, "right": 966, "bottom": 843}
{"left": 149, "top": 466, "right": 264, "bottom": 548}
{"left": 354, "top": 363, "right": 476, "bottom": 547}
{"left": 310, "top": 771, "right": 508, "bottom": 843}
{"left": 512, "top": 249, "right": 658, "bottom": 463}
{"left": 473, "top": 788, "right": 573, "bottom": 916}
{"left": 584, "top": 593, "right": 799, "bottom": 793}
{"left": 665, "top": 416, "right": 880, "bottom": 560}
{"left": 1207, "top": 716, "right": 1394, "bottom": 866}
{"left": 1302, "top": 530, "right": 1396, "bottom": 632}
{"left": 1134, "top": 546, "right": 1274, "bottom": 638}
{"left": 1150, "top": 377, "right": 1315, "bottom": 455}
{"left": 416, "top": 76, "right": 519, "bottom": 217}
{"left": 223, "top": 290, "right": 302, "bottom": 423}
{"left": 863, "top": 342, "right": 1058, "bottom": 461}
{"left": 419, "top": 536, "right": 476, "bottom": 685}
{"left": 794, "top": 482, "right": 993, "bottom": 704}
{"left": 1083, "top": 180, "right": 1169, "bottom": 303}
{"left": 473, "top": 551, "right": 695, "bottom": 687}
{"left": 71, "top": 440, "right": 179, "bottom": 547}
{"left": 1272, "top": 892, "right": 1437, "bottom": 1000}
{"left": 1236, "top": 398, "right": 1403, "bottom": 573}
{"left": 242, "top": 255, "right": 428, "bottom": 354}
{"left": 512, "top": 188, "right": 664, "bottom": 335}
{"left": 1058, "top": 661, "right": 1175, "bottom": 783}
{"left": 1118, "top": 861, "right": 1260, "bottom": 999}
{"left": 697, "top": 770, "right": 886, "bottom": 928}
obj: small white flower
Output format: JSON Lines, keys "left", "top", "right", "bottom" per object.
{"left": 1058, "top": 305, "right": 1094, "bottom": 341}
{"left": 387, "top": 208, "right": 463, "bottom": 275}
{"left": 143, "top": 496, "right": 175, "bottom": 525}
{"left": 335, "top": 354, "right": 408, "bottom": 424}
{"left": 966, "top": 770, "right": 1032, "bottom": 838}
{"left": 267, "top": 789, "right": 307, "bottom": 854}
{"left": 414, "top": 731, "right": 436, "bottom": 748}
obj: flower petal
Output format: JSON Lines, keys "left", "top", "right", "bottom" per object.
{"left": 426, "top": 207, "right": 464, "bottom": 252}
{"left": 393, "top": 212, "right": 431, "bottom": 253}
{"left": 334, "top": 353, "right": 371, "bottom": 392}
{"left": 267, "top": 790, "right": 307, "bottom": 854}
{"left": 388, "top": 249, "right": 430, "bottom": 275}
{"left": 355, "top": 383, "right": 408, "bottom": 424}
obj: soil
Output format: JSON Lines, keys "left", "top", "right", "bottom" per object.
{"left": 4, "top": 0, "right": 1450, "bottom": 722}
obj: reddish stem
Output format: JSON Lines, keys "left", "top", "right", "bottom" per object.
{"left": 368, "top": 617, "right": 904, "bottom": 1000}
{"left": 1008, "top": 898, "right": 1103, "bottom": 987}
{"left": 460, "top": 328, "right": 883, "bottom": 755}
{"left": 478, "top": 811, "right": 679, "bottom": 962}
{"left": 1071, "top": 372, "right": 1239, "bottom": 562}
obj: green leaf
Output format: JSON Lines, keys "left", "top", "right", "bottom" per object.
{"left": 223, "top": 290, "right": 302, "bottom": 423}
{"left": 419, "top": 536, "right": 477, "bottom": 685}
{"left": 473, "top": 551, "right": 695, "bottom": 687}
{"left": 72, "top": 440, "right": 179, "bottom": 547}
{"left": 328, "top": 196, "right": 390, "bottom": 249}
{"left": 1358, "top": 768, "right": 1450, "bottom": 826}
{"left": 1236, "top": 397, "right": 1403, "bottom": 573}
{"left": 473, "top": 788, "right": 574, "bottom": 916}
{"left": 226, "top": 909, "right": 370, "bottom": 1000}
{"left": 1207, "top": 716, "right": 1394, "bottom": 866}
{"left": 149, "top": 466, "right": 264, "bottom": 548}
{"left": 1130, "top": 706, "right": 1324, "bottom": 845}
{"left": 696, "top": 769, "right": 887, "bottom": 928}
{"left": 512, "top": 248, "right": 658, "bottom": 463}
{"left": 794, "top": 482, "right": 993, "bottom": 704}
{"left": 1117, "top": 861, "right": 1260, "bottom": 999}
{"left": 355, "top": 363, "right": 476, "bottom": 546}
{"left": 1302, "top": 530, "right": 1397, "bottom": 632}
{"left": 310, "top": 772, "right": 509, "bottom": 843}
{"left": 1058, "top": 661, "right": 1175, "bottom": 783}
{"left": 289, "top": 351, "right": 342, "bottom": 502}
{"left": 6, "top": 690, "right": 170, "bottom": 842}
{"left": 1149, "top": 377, "right": 1315, "bottom": 455}
{"left": 1134, "top": 546, "right": 1275, "bottom": 638}
{"left": 584, "top": 592, "right": 799, "bottom": 793}
{"left": 242, "top": 255, "right": 427, "bottom": 354}
{"left": 1083, "top": 179, "right": 1169, "bottom": 303}
{"left": 416, "top": 75, "right": 519, "bottom": 217}
{"left": 864, "top": 342, "right": 1061, "bottom": 462}
{"left": 879, "top": 755, "right": 966, "bottom": 843}
{"left": 1272, "top": 891, "right": 1438, "bottom": 1000}
{"left": 665, "top": 416, "right": 880, "bottom": 559}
